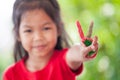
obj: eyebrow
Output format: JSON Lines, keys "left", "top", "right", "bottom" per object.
{"left": 42, "top": 22, "right": 53, "bottom": 25}
{"left": 22, "top": 25, "right": 32, "bottom": 28}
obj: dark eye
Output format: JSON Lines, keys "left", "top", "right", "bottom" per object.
{"left": 43, "top": 27, "right": 51, "bottom": 30}
{"left": 24, "top": 29, "right": 32, "bottom": 33}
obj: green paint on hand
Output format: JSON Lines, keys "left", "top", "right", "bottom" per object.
{"left": 84, "top": 39, "right": 95, "bottom": 56}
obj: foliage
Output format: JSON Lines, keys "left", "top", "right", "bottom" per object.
{"left": 58, "top": 0, "right": 120, "bottom": 80}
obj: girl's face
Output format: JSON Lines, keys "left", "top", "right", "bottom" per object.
{"left": 19, "top": 9, "right": 58, "bottom": 58}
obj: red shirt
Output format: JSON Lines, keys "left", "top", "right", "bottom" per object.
{"left": 3, "top": 49, "right": 83, "bottom": 80}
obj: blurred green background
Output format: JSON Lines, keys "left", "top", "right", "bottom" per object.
{"left": 0, "top": 0, "right": 120, "bottom": 80}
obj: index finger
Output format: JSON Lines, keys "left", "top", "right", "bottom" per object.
{"left": 76, "top": 21, "right": 85, "bottom": 41}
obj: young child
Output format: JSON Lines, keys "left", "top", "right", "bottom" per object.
{"left": 3, "top": 0, "right": 98, "bottom": 80}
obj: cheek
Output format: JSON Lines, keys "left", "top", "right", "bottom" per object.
{"left": 52, "top": 36, "right": 58, "bottom": 45}
{"left": 20, "top": 35, "right": 32, "bottom": 52}
{"left": 47, "top": 31, "right": 58, "bottom": 47}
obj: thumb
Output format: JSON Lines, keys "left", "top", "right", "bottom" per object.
{"left": 84, "top": 45, "right": 93, "bottom": 55}
{"left": 84, "top": 46, "right": 95, "bottom": 58}
{"left": 86, "top": 45, "right": 93, "bottom": 53}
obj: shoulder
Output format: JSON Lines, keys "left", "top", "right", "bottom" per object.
{"left": 51, "top": 48, "right": 68, "bottom": 65}
{"left": 52, "top": 48, "right": 68, "bottom": 63}
{"left": 2, "top": 59, "right": 23, "bottom": 80}
{"left": 2, "top": 63, "right": 16, "bottom": 80}
{"left": 55, "top": 48, "right": 68, "bottom": 56}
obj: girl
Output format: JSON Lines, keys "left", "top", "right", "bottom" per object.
{"left": 3, "top": 0, "right": 98, "bottom": 80}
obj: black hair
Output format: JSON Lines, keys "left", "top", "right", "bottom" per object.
{"left": 12, "top": 0, "right": 72, "bottom": 62}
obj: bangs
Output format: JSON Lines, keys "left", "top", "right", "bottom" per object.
{"left": 13, "top": 0, "right": 58, "bottom": 25}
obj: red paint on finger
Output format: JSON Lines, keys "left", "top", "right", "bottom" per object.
{"left": 76, "top": 21, "right": 85, "bottom": 41}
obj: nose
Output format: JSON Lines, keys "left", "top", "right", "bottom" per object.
{"left": 33, "top": 31, "right": 44, "bottom": 41}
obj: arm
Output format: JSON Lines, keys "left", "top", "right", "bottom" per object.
{"left": 66, "top": 36, "right": 98, "bottom": 71}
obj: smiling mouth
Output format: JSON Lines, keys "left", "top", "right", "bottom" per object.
{"left": 33, "top": 45, "right": 46, "bottom": 50}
